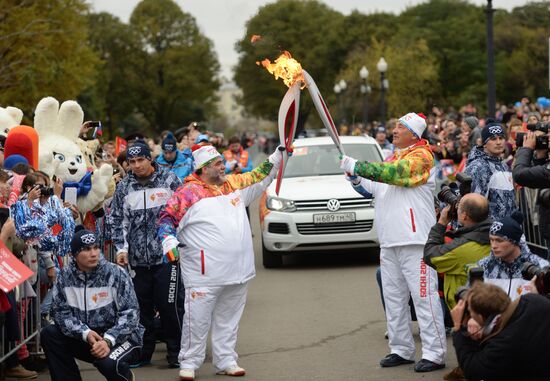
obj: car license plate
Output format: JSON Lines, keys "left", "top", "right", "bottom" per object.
{"left": 313, "top": 212, "right": 356, "bottom": 224}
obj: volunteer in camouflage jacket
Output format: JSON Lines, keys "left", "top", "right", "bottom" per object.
{"left": 41, "top": 228, "right": 143, "bottom": 381}
{"left": 109, "top": 140, "right": 184, "bottom": 367}
{"left": 464, "top": 121, "right": 517, "bottom": 221}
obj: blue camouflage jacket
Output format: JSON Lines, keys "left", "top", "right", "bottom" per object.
{"left": 109, "top": 163, "right": 181, "bottom": 267}
{"left": 464, "top": 146, "right": 517, "bottom": 221}
{"left": 51, "top": 256, "right": 144, "bottom": 346}
{"left": 478, "top": 243, "right": 549, "bottom": 300}
{"left": 156, "top": 149, "right": 193, "bottom": 180}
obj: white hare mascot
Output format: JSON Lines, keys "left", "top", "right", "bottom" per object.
{"left": 0, "top": 105, "right": 24, "bottom": 138}
{"left": 34, "top": 97, "right": 113, "bottom": 213}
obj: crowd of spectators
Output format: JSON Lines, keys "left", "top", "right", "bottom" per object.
{"left": 0, "top": 95, "right": 549, "bottom": 380}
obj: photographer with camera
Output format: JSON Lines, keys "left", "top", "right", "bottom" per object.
{"left": 478, "top": 211, "right": 548, "bottom": 300}
{"left": 424, "top": 193, "right": 491, "bottom": 309}
{"left": 464, "top": 121, "right": 517, "bottom": 220}
{"left": 512, "top": 121, "right": 550, "bottom": 257}
{"left": 450, "top": 282, "right": 550, "bottom": 381}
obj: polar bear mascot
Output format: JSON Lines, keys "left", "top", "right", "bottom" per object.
{"left": 0, "top": 105, "right": 24, "bottom": 138}
{"left": 34, "top": 97, "right": 113, "bottom": 213}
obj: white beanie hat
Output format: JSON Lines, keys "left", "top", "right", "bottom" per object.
{"left": 192, "top": 144, "right": 221, "bottom": 170}
{"left": 398, "top": 112, "right": 427, "bottom": 138}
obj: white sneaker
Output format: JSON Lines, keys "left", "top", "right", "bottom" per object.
{"left": 179, "top": 368, "right": 195, "bottom": 381}
{"left": 216, "top": 365, "right": 246, "bottom": 377}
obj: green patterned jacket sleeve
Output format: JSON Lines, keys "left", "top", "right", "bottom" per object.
{"left": 354, "top": 150, "right": 433, "bottom": 188}
{"left": 227, "top": 160, "right": 274, "bottom": 190}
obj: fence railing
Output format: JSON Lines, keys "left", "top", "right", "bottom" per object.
{"left": 1, "top": 272, "right": 44, "bottom": 365}
{"left": 517, "top": 187, "right": 548, "bottom": 256}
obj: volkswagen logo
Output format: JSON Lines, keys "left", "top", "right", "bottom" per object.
{"left": 327, "top": 199, "right": 340, "bottom": 212}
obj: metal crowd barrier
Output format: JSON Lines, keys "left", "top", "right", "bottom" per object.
{"left": 517, "top": 187, "right": 548, "bottom": 256}
{"left": 1, "top": 269, "right": 45, "bottom": 366}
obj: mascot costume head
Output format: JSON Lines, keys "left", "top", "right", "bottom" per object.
{"left": 0, "top": 105, "right": 23, "bottom": 138}
{"left": 34, "top": 97, "right": 113, "bottom": 213}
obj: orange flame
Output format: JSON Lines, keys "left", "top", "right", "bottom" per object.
{"left": 256, "top": 51, "right": 305, "bottom": 88}
{"left": 250, "top": 34, "right": 262, "bottom": 44}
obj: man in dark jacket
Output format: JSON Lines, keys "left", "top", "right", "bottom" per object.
{"left": 464, "top": 121, "right": 516, "bottom": 220}
{"left": 512, "top": 130, "right": 550, "bottom": 257}
{"left": 451, "top": 282, "right": 550, "bottom": 381}
{"left": 424, "top": 193, "right": 491, "bottom": 309}
{"left": 40, "top": 228, "right": 144, "bottom": 381}
{"left": 109, "top": 140, "right": 184, "bottom": 367}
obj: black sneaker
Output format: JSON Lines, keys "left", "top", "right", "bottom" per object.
{"left": 380, "top": 353, "right": 415, "bottom": 367}
{"left": 414, "top": 359, "right": 445, "bottom": 372}
{"left": 20, "top": 356, "right": 48, "bottom": 372}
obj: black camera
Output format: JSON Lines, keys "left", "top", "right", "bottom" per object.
{"left": 521, "top": 262, "right": 550, "bottom": 295}
{"left": 39, "top": 185, "right": 54, "bottom": 197}
{"left": 516, "top": 132, "right": 549, "bottom": 150}
{"left": 527, "top": 121, "right": 550, "bottom": 133}
{"left": 437, "top": 172, "right": 472, "bottom": 220}
{"left": 455, "top": 266, "right": 484, "bottom": 303}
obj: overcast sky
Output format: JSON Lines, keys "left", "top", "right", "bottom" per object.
{"left": 90, "top": 0, "right": 530, "bottom": 80}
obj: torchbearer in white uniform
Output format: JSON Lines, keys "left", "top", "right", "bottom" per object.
{"left": 157, "top": 143, "right": 282, "bottom": 381}
{"left": 340, "top": 112, "right": 447, "bottom": 372}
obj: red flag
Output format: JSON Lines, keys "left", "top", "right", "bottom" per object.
{"left": 0, "top": 240, "right": 34, "bottom": 293}
{"left": 115, "top": 136, "right": 127, "bottom": 156}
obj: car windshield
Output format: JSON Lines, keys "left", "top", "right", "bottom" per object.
{"left": 284, "top": 143, "right": 382, "bottom": 178}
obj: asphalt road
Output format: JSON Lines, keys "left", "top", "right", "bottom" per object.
{"left": 36, "top": 200, "right": 458, "bottom": 381}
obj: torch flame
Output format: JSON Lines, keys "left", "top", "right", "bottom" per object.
{"left": 256, "top": 51, "right": 305, "bottom": 88}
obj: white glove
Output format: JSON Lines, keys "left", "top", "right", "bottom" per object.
{"left": 162, "top": 235, "right": 180, "bottom": 262}
{"left": 345, "top": 173, "right": 361, "bottom": 186}
{"left": 268, "top": 147, "right": 284, "bottom": 169}
{"left": 340, "top": 155, "right": 357, "bottom": 176}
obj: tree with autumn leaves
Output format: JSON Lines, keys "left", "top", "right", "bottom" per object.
{"left": 236, "top": 0, "right": 550, "bottom": 126}
{"left": 1, "top": 0, "right": 219, "bottom": 135}
{"left": 3, "top": 0, "right": 550, "bottom": 135}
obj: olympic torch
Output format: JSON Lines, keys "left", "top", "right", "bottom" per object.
{"left": 257, "top": 50, "right": 344, "bottom": 193}
{"left": 276, "top": 82, "right": 300, "bottom": 195}
{"left": 303, "top": 70, "right": 345, "bottom": 156}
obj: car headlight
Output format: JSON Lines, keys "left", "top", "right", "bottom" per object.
{"left": 266, "top": 196, "right": 296, "bottom": 212}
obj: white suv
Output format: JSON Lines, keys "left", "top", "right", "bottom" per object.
{"left": 260, "top": 135, "right": 383, "bottom": 267}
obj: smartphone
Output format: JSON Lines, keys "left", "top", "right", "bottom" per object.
{"left": 90, "top": 121, "right": 102, "bottom": 139}
{"left": 64, "top": 187, "right": 78, "bottom": 205}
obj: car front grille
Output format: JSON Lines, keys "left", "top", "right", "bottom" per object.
{"left": 296, "top": 220, "right": 374, "bottom": 235}
{"left": 293, "top": 198, "right": 373, "bottom": 211}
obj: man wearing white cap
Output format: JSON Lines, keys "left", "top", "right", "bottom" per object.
{"left": 157, "top": 143, "right": 283, "bottom": 380}
{"left": 341, "top": 113, "right": 446, "bottom": 372}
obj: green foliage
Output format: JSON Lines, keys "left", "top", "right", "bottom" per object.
{"left": 396, "top": 0, "right": 486, "bottom": 105}
{"left": 128, "top": 0, "right": 220, "bottom": 133}
{"left": 78, "top": 12, "right": 138, "bottom": 138}
{"left": 337, "top": 38, "right": 439, "bottom": 121}
{"left": 0, "top": 0, "right": 99, "bottom": 118}
{"left": 234, "top": 0, "right": 344, "bottom": 128}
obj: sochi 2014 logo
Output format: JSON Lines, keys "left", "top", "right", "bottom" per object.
{"left": 490, "top": 221, "right": 503, "bottom": 235}
{"left": 81, "top": 233, "right": 96, "bottom": 245}
{"left": 128, "top": 146, "right": 141, "bottom": 156}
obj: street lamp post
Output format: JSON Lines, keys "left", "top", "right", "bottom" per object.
{"left": 486, "top": 0, "right": 496, "bottom": 118}
{"left": 377, "top": 57, "right": 388, "bottom": 125}
{"left": 334, "top": 79, "right": 347, "bottom": 124}
{"left": 359, "top": 66, "right": 371, "bottom": 126}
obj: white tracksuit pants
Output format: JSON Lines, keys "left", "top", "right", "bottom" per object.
{"left": 179, "top": 282, "right": 248, "bottom": 370}
{"left": 380, "top": 245, "right": 446, "bottom": 364}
